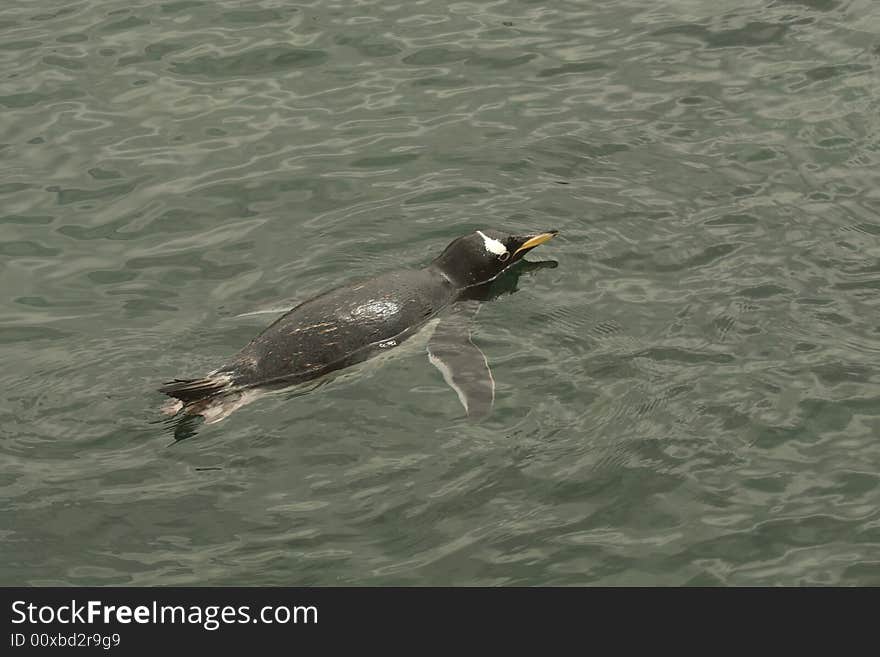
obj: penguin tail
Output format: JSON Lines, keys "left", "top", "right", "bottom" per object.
{"left": 158, "top": 373, "right": 234, "bottom": 405}
{"left": 159, "top": 372, "right": 257, "bottom": 428}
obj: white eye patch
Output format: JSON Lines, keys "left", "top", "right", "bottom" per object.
{"left": 476, "top": 230, "right": 509, "bottom": 257}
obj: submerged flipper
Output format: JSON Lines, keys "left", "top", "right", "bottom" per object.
{"left": 427, "top": 300, "right": 494, "bottom": 419}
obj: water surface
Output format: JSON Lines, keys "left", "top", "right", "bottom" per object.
{"left": 2, "top": 0, "right": 880, "bottom": 585}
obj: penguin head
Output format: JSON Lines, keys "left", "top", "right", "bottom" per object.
{"left": 432, "top": 229, "right": 558, "bottom": 288}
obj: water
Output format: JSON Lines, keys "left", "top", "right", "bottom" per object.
{"left": 2, "top": 0, "right": 879, "bottom": 586}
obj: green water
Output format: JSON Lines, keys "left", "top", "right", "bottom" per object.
{"left": 2, "top": 0, "right": 880, "bottom": 586}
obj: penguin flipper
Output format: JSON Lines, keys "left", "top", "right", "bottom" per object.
{"left": 427, "top": 300, "right": 494, "bottom": 419}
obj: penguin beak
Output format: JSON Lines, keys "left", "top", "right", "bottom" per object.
{"left": 512, "top": 230, "right": 558, "bottom": 257}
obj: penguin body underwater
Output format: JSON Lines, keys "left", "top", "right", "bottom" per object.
{"left": 160, "top": 229, "right": 558, "bottom": 424}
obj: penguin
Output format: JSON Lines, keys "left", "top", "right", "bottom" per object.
{"left": 159, "top": 229, "right": 558, "bottom": 424}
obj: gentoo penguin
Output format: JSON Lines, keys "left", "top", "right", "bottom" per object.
{"left": 159, "top": 229, "right": 558, "bottom": 424}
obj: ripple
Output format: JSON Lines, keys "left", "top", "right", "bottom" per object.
{"left": 653, "top": 21, "right": 789, "bottom": 49}
{"left": 0, "top": 240, "right": 60, "bottom": 257}
{"left": 170, "top": 46, "right": 329, "bottom": 77}
{"left": 537, "top": 61, "right": 608, "bottom": 78}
